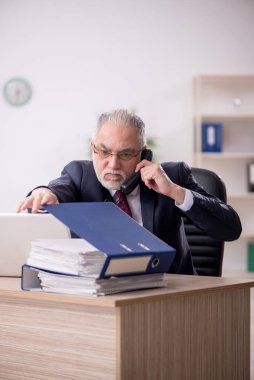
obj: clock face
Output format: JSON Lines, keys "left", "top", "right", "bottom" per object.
{"left": 3, "top": 78, "right": 32, "bottom": 106}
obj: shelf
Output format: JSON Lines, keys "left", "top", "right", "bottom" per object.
{"left": 198, "top": 74, "right": 254, "bottom": 82}
{"left": 228, "top": 193, "right": 254, "bottom": 200}
{"left": 193, "top": 75, "right": 254, "bottom": 269}
{"left": 239, "top": 232, "right": 254, "bottom": 239}
{"left": 199, "top": 114, "right": 254, "bottom": 121}
{"left": 195, "top": 152, "right": 254, "bottom": 159}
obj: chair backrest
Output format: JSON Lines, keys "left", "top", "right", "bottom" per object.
{"left": 183, "top": 167, "right": 227, "bottom": 276}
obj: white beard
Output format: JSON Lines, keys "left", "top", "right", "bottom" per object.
{"left": 94, "top": 166, "right": 127, "bottom": 190}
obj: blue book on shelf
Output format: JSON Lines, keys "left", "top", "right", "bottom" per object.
{"left": 23, "top": 202, "right": 176, "bottom": 280}
{"left": 202, "top": 123, "right": 223, "bottom": 152}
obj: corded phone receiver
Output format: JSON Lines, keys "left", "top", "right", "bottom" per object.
{"left": 120, "top": 149, "right": 153, "bottom": 195}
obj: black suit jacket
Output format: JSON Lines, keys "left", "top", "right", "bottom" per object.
{"left": 46, "top": 160, "right": 242, "bottom": 275}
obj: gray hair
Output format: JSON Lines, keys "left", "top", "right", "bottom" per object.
{"left": 96, "top": 109, "right": 146, "bottom": 146}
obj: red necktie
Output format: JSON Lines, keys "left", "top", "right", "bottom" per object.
{"left": 114, "top": 190, "right": 132, "bottom": 217}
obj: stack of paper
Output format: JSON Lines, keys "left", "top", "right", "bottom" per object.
{"left": 22, "top": 238, "right": 167, "bottom": 296}
{"left": 27, "top": 239, "right": 105, "bottom": 277}
{"left": 24, "top": 265, "right": 166, "bottom": 296}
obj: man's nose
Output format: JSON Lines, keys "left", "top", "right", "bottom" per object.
{"left": 107, "top": 154, "right": 121, "bottom": 168}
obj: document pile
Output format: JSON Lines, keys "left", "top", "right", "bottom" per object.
{"left": 21, "top": 202, "right": 176, "bottom": 296}
{"left": 22, "top": 239, "right": 167, "bottom": 296}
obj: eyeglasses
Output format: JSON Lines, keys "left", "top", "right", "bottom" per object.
{"left": 92, "top": 144, "right": 144, "bottom": 161}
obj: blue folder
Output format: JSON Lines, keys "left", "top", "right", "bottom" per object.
{"left": 202, "top": 123, "right": 223, "bottom": 152}
{"left": 40, "top": 202, "right": 176, "bottom": 278}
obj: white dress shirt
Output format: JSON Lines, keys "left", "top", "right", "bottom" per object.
{"left": 110, "top": 187, "right": 193, "bottom": 225}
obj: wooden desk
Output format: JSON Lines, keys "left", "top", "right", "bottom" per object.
{"left": 0, "top": 275, "right": 253, "bottom": 380}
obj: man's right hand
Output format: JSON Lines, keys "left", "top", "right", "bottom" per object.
{"left": 16, "top": 188, "right": 59, "bottom": 214}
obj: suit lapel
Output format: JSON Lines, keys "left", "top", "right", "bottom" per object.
{"left": 140, "top": 183, "right": 155, "bottom": 233}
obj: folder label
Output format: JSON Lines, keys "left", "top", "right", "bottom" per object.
{"left": 104, "top": 255, "right": 152, "bottom": 276}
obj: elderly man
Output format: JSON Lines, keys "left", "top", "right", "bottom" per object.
{"left": 17, "top": 109, "right": 242, "bottom": 274}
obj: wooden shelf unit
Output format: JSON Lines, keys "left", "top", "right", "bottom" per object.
{"left": 193, "top": 75, "right": 254, "bottom": 271}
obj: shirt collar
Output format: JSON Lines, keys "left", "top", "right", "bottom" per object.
{"left": 109, "top": 184, "right": 140, "bottom": 198}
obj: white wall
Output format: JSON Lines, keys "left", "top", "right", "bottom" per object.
{"left": 1, "top": 0, "right": 254, "bottom": 212}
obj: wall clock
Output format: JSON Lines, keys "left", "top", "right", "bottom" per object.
{"left": 3, "top": 77, "right": 32, "bottom": 106}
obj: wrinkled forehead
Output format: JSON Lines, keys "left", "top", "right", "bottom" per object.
{"left": 94, "top": 121, "right": 142, "bottom": 148}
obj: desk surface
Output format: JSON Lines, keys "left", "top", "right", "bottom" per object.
{"left": 0, "top": 274, "right": 253, "bottom": 308}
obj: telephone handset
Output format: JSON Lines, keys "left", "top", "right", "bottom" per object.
{"left": 120, "top": 149, "right": 153, "bottom": 195}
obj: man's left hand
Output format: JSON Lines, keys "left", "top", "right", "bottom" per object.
{"left": 135, "top": 160, "right": 186, "bottom": 204}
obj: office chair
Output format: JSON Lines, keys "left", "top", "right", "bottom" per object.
{"left": 183, "top": 167, "right": 227, "bottom": 277}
